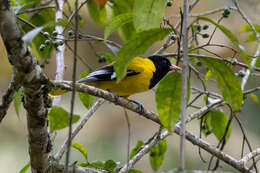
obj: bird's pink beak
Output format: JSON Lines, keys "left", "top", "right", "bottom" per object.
{"left": 170, "top": 64, "right": 182, "bottom": 71}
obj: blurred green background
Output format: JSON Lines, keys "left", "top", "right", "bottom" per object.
{"left": 0, "top": 0, "right": 260, "bottom": 172}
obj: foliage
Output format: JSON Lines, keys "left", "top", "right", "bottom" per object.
{"left": 78, "top": 71, "right": 95, "bottom": 109}
{"left": 48, "top": 106, "right": 80, "bottom": 132}
{"left": 156, "top": 72, "right": 182, "bottom": 131}
{"left": 4, "top": 0, "right": 260, "bottom": 173}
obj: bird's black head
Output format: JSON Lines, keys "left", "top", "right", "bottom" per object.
{"left": 148, "top": 55, "right": 181, "bottom": 89}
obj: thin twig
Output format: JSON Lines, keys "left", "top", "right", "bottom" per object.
{"left": 0, "top": 76, "right": 21, "bottom": 122}
{"left": 17, "top": 4, "right": 55, "bottom": 14}
{"left": 123, "top": 108, "right": 131, "bottom": 172}
{"left": 54, "top": 99, "right": 105, "bottom": 160}
{"left": 179, "top": 0, "right": 189, "bottom": 169}
{"left": 65, "top": 0, "right": 79, "bottom": 172}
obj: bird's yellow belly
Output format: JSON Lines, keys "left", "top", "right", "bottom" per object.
{"left": 86, "top": 73, "right": 151, "bottom": 98}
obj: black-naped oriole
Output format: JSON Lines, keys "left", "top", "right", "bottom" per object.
{"left": 51, "top": 55, "right": 181, "bottom": 99}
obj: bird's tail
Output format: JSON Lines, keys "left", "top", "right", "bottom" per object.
{"left": 49, "top": 89, "right": 69, "bottom": 97}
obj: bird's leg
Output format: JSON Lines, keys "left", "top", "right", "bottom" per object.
{"left": 129, "top": 100, "right": 145, "bottom": 114}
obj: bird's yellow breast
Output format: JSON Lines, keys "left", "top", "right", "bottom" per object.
{"left": 85, "top": 57, "right": 156, "bottom": 98}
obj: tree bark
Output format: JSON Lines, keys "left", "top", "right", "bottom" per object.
{"left": 0, "top": 1, "right": 51, "bottom": 172}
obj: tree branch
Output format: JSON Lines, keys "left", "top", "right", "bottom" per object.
{"left": 53, "top": 0, "right": 66, "bottom": 105}
{"left": 53, "top": 81, "right": 252, "bottom": 173}
{"left": 0, "top": 2, "right": 51, "bottom": 172}
{"left": 0, "top": 75, "right": 21, "bottom": 122}
{"left": 54, "top": 99, "right": 105, "bottom": 160}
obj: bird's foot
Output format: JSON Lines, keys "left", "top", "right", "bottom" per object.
{"left": 111, "top": 92, "right": 120, "bottom": 105}
{"left": 129, "top": 100, "right": 145, "bottom": 114}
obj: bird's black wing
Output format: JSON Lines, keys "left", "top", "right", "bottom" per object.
{"left": 77, "top": 65, "right": 139, "bottom": 83}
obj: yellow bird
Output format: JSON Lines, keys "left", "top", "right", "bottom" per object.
{"left": 51, "top": 55, "right": 181, "bottom": 99}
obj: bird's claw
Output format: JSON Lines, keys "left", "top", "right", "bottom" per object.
{"left": 129, "top": 100, "right": 145, "bottom": 114}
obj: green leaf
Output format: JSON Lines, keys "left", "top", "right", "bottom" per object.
{"left": 115, "top": 28, "right": 170, "bottom": 81}
{"left": 104, "top": 13, "right": 133, "bottom": 41}
{"left": 56, "top": 18, "right": 69, "bottom": 27}
{"left": 203, "top": 110, "right": 232, "bottom": 141}
{"left": 201, "top": 57, "right": 243, "bottom": 112}
{"left": 87, "top": 0, "right": 107, "bottom": 26}
{"left": 199, "top": 17, "right": 250, "bottom": 65}
{"left": 71, "top": 142, "right": 88, "bottom": 160}
{"left": 156, "top": 72, "right": 181, "bottom": 131}
{"left": 128, "top": 169, "right": 143, "bottom": 173}
{"left": 91, "top": 161, "right": 105, "bottom": 168}
{"left": 14, "top": 88, "right": 22, "bottom": 117}
{"left": 26, "top": 8, "right": 55, "bottom": 59}
{"left": 248, "top": 93, "right": 259, "bottom": 104}
{"left": 130, "top": 140, "right": 144, "bottom": 159}
{"left": 78, "top": 71, "right": 94, "bottom": 109}
{"left": 102, "top": 52, "right": 116, "bottom": 63}
{"left": 240, "top": 24, "right": 260, "bottom": 32}
{"left": 104, "top": 160, "right": 117, "bottom": 171}
{"left": 255, "top": 57, "right": 260, "bottom": 68}
{"left": 77, "top": 162, "right": 88, "bottom": 167}
{"left": 205, "top": 70, "right": 212, "bottom": 83}
{"left": 22, "top": 26, "right": 43, "bottom": 44}
{"left": 48, "top": 106, "right": 80, "bottom": 132}
{"left": 133, "top": 0, "right": 167, "bottom": 32}
{"left": 149, "top": 139, "right": 167, "bottom": 171}
{"left": 112, "top": 0, "right": 135, "bottom": 41}
{"left": 246, "top": 33, "right": 257, "bottom": 42}
{"left": 90, "top": 160, "right": 117, "bottom": 170}
{"left": 19, "top": 162, "right": 30, "bottom": 173}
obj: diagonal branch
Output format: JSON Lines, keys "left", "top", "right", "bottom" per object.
{"left": 0, "top": 75, "right": 21, "bottom": 122}
{"left": 53, "top": 81, "right": 252, "bottom": 173}
{"left": 54, "top": 98, "right": 105, "bottom": 160}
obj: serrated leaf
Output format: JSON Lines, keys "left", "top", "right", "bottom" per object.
{"left": 104, "top": 160, "right": 117, "bottom": 171}
{"left": 14, "top": 88, "right": 22, "bottom": 117}
{"left": 104, "top": 13, "right": 133, "bottom": 41}
{"left": 72, "top": 142, "right": 88, "bottom": 160}
{"left": 19, "top": 162, "right": 30, "bottom": 173}
{"left": 22, "top": 26, "right": 43, "bottom": 44}
{"left": 115, "top": 28, "right": 170, "bottom": 81}
{"left": 133, "top": 0, "right": 167, "bottom": 32}
{"left": 240, "top": 24, "right": 260, "bottom": 32}
{"left": 87, "top": 0, "right": 107, "bottom": 26}
{"left": 203, "top": 110, "right": 232, "bottom": 141}
{"left": 130, "top": 140, "right": 144, "bottom": 159}
{"left": 149, "top": 139, "right": 167, "bottom": 171}
{"left": 48, "top": 106, "right": 80, "bottom": 132}
{"left": 200, "top": 57, "right": 242, "bottom": 112}
{"left": 199, "top": 17, "right": 250, "bottom": 66}
{"left": 78, "top": 71, "right": 94, "bottom": 109}
{"left": 205, "top": 70, "right": 212, "bottom": 83}
{"left": 248, "top": 93, "right": 259, "bottom": 104}
{"left": 156, "top": 72, "right": 181, "bottom": 131}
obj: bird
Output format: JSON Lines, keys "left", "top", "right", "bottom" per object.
{"left": 51, "top": 55, "right": 181, "bottom": 99}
